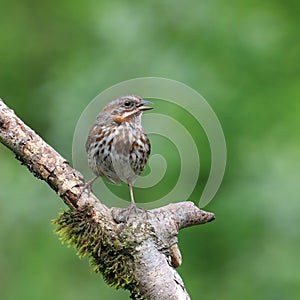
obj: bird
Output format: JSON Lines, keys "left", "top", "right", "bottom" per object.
{"left": 85, "top": 95, "right": 153, "bottom": 213}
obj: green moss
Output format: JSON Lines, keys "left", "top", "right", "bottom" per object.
{"left": 53, "top": 205, "right": 142, "bottom": 296}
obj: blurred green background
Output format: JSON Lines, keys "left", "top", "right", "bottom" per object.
{"left": 1, "top": 0, "right": 299, "bottom": 299}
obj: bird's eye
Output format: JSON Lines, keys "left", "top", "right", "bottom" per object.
{"left": 124, "top": 100, "right": 133, "bottom": 108}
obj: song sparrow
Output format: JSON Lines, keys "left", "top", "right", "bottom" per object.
{"left": 85, "top": 95, "right": 153, "bottom": 212}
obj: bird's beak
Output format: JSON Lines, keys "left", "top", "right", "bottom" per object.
{"left": 138, "top": 99, "right": 153, "bottom": 111}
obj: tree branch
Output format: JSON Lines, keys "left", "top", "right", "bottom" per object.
{"left": 0, "top": 98, "right": 215, "bottom": 300}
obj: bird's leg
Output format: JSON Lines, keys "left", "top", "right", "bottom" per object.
{"left": 82, "top": 176, "right": 98, "bottom": 195}
{"left": 128, "top": 183, "right": 138, "bottom": 215}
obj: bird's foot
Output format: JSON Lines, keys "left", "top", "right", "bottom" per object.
{"left": 125, "top": 202, "right": 138, "bottom": 221}
{"left": 78, "top": 177, "right": 98, "bottom": 198}
{"left": 111, "top": 204, "right": 150, "bottom": 223}
{"left": 125, "top": 203, "right": 153, "bottom": 222}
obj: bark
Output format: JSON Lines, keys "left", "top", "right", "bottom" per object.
{"left": 0, "top": 99, "right": 215, "bottom": 299}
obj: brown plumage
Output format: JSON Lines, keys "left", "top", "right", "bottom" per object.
{"left": 85, "top": 95, "right": 153, "bottom": 211}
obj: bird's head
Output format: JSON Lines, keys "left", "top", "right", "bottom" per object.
{"left": 103, "top": 95, "right": 153, "bottom": 124}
